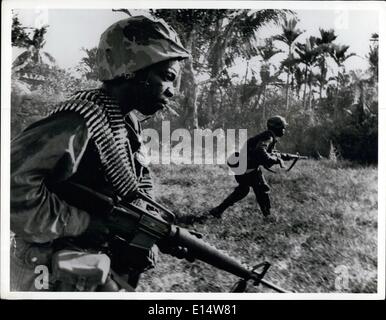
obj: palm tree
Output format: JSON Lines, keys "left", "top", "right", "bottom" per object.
{"left": 313, "top": 61, "right": 330, "bottom": 100}
{"left": 12, "top": 14, "right": 29, "bottom": 48}
{"left": 330, "top": 44, "right": 355, "bottom": 69}
{"left": 76, "top": 47, "right": 99, "bottom": 81}
{"left": 273, "top": 17, "right": 303, "bottom": 110}
{"left": 316, "top": 28, "right": 337, "bottom": 48}
{"left": 12, "top": 26, "right": 56, "bottom": 77}
{"left": 295, "top": 36, "right": 320, "bottom": 110}
{"left": 279, "top": 53, "right": 298, "bottom": 109}
{"left": 349, "top": 70, "right": 372, "bottom": 124}
{"left": 329, "top": 44, "right": 355, "bottom": 120}
{"left": 315, "top": 28, "right": 337, "bottom": 98}
{"left": 256, "top": 38, "right": 283, "bottom": 122}
{"left": 368, "top": 33, "right": 378, "bottom": 83}
{"left": 257, "top": 38, "right": 283, "bottom": 61}
{"left": 293, "top": 66, "right": 304, "bottom": 100}
{"left": 205, "top": 10, "right": 287, "bottom": 124}
{"left": 329, "top": 44, "right": 355, "bottom": 90}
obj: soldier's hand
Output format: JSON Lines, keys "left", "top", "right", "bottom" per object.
{"left": 277, "top": 158, "right": 286, "bottom": 169}
{"left": 280, "top": 153, "right": 291, "bottom": 161}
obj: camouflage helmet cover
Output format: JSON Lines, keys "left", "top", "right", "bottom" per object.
{"left": 267, "top": 115, "right": 288, "bottom": 130}
{"left": 97, "top": 15, "right": 190, "bottom": 81}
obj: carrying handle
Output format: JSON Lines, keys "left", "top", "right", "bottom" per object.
{"left": 136, "top": 191, "right": 176, "bottom": 223}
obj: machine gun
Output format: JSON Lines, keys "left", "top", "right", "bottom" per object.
{"left": 52, "top": 181, "right": 291, "bottom": 293}
{"left": 265, "top": 152, "right": 308, "bottom": 173}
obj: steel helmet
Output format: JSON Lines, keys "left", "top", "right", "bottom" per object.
{"left": 267, "top": 115, "right": 288, "bottom": 130}
{"left": 97, "top": 15, "right": 190, "bottom": 81}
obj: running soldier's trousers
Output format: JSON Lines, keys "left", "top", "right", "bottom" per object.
{"left": 217, "top": 168, "right": 271, "bottom": 214}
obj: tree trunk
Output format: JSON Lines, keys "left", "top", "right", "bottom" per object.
{"left": 241, "top": 61, "right": 249, "bottom": 109}
{"left": 302, "top": 65, "right": 308, "bottom": 109}
{"left": 285, "top": 46, "right": 292, "bottom": 111}
{"left": 308, "top": 81, "right": 314, "bottom": 123}
{"left": 192, "top": 85, "right": 199, "bottom": 129}
{"left": 254, "top": 87, "right": 263, "bottom": 110}
{"left": 179, "top": 29, "right": 199, "bottom": 129}
{"left": 285, "top": 71, "right": 290, "bottom": 111}
{"left": 333, "top": 68, "right": 343, "bottom": 121}
{"left": 206, "top": 18, "right": 223, "bottom": 123}
{"left": 207, "top": 82, "right": 218, "bottom": 124}
{"left": 319, "top": 54, "right": 326, "bottom": 100}
{"left": 262, "top": 84, "right": 267, "bottom": 123}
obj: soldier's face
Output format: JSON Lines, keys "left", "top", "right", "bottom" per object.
{"left": 135, "top": 59, "right": 181, "bottom": 115}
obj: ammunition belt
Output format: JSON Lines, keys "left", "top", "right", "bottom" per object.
{"left": 49, "top": 89, "right": 138, "bottom": 197}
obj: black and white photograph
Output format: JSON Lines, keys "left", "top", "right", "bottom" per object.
{"left": 1, "top": 0, "right": 385, "bottom": 301}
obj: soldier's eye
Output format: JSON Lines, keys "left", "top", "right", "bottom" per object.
{"left": 165, "top": 72, "right": 176, "bottom": 82}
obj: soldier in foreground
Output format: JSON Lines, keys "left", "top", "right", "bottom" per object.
{"left": 10, "top": 16, "right": 190, "bottom": 291}
{"left": 209, "top": 116, "right": 290, "bottom": 219}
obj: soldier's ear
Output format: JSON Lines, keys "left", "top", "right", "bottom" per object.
{"left": 105, "top": 49, "right": 113, "bottom": 65}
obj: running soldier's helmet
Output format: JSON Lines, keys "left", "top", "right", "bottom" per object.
{"left": 267, "top": 115, "right": 288, "bottom": 130}
{"left": 96, "top": 15, "right": 190, "bottom": 81}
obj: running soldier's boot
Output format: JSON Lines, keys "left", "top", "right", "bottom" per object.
{"left": 209, "top": 206, "right": 224, "bottom": 218}
{"left": 259, "top": 184, "right": 271, "bottom": 193}
{"left": 261, "top": 206, "right": 271, "bottom": 217}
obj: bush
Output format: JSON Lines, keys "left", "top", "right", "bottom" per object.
{"left": 11, "top": 68, "right": 100, "bottom": 138}
{"left": 333, "top": 116, "right": 378, "bottom": 163}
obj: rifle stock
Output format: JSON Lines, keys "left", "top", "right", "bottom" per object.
{"left": 52, "top": 181, "right": 290, "bottom": 293}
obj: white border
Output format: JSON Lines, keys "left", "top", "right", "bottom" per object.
{"left": 377, "top": 0, "right": 386, "bottom": 300}
{"left": 1, "top": 0, "right": 13, "bottom": 300}
{"left": 1, "top": 0, "right": 385, "bottom": 300}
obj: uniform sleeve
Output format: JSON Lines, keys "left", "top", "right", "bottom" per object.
{"left": 126, "top": 112, "right": 155, "bottom": 200}
{"left": 11, "top": 112, "right": 91, "bottom": 243}
{"left": 135, "top": 141, "right": 158, "bottom": 212}
{"left": 248, "top": 134, "right": 280, "bottom": 168}
{"left": 138, "top": 166, "right": 155, "bottom": 198}
{"left": 255, "top": 136, "right": 280, "bottom": 167}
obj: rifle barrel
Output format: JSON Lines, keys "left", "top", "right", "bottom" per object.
{"left": 174, "top": 227, "right": 253, "bottom": 280}
{"left": 259, "top": 279, "right": 291, "bottom": 293}
{"left": 173, "top": 227, "right": 289, "bottom": 293}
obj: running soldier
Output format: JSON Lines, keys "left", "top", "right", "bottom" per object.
{"left": 209, "top": 116, "right": 289, "bottom": 218}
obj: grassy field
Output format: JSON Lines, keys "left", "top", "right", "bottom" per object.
{"left": 137, "top": 160, "right": 378, "bottom": 293}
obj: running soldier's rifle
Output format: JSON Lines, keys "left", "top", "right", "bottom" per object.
{"left": 266, "top": 151, "right": 308, "bottom": 173}
{"left": 53, "top": 181, "right": 292, "bottom": 293}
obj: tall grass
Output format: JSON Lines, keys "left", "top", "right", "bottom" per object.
{"left": 137, "top": 160, "right": 377, "bottom": 293}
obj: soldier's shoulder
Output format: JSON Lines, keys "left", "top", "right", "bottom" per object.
{"left": 248, "top": 130, "right": 274, "bottom": 145}
{"left": 26, "top": 111, "right": 86, "bottom": 133}
{"left": 259, "top": 130, "right": 274, "bottom": 140}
